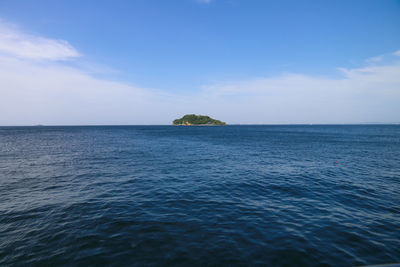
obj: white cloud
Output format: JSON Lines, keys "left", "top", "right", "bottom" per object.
{"left": 196, "top": 63, "right": 400, "bottom": 124}
{"left": 0, "top": 20, "right": 399, "bottom": 125}
{"left": 0, "top": 55, "right": 188, "bottom": 125}
{"left": 1, "top": 55, "right": 400, "bottom": 125}
{"left": 0, "top": 21, "right": 80, "bottom": 60}
{"left": 394, "top": 50, "right": 400, "bottom": 56}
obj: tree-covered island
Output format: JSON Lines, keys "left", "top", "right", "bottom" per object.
{"left": 173, "top": 114, "right": 226, "bottom": 126}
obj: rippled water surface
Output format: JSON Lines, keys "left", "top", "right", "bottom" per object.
{"left": 0, "top": 125, "right": 399, "bottom": 266}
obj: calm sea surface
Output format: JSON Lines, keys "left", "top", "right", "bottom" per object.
{"left": 0, "top": 125, "right": 399, "bottom": 266}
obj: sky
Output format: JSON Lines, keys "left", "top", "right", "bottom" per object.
{"left": 0, "top": 0, "right": 400, "bottom": 125}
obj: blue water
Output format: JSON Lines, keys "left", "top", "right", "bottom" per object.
{"left": 0, "top": 125, "right": 399, "bottom": 266}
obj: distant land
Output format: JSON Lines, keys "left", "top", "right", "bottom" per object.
{"left": 173, "top": 114, "right": 226, "bottom": 126}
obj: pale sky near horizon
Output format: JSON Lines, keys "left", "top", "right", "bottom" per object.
{"left": 1, "top": 0, "right": 400, "bottom": 125}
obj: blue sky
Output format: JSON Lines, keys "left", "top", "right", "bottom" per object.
{"left": 0, "top": 0, "right": 400, "bottom": 124}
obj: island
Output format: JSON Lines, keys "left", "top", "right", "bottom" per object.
{"left": 173, "top": 114, "right": 226, "bottom": 126}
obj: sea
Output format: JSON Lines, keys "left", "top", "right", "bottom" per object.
{"left": 0, "top": 125, "right": 399, "bottom": 266}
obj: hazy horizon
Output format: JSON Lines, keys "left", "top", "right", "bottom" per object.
{"left": 1, "top": 0, "right": 400, "bottom": 125}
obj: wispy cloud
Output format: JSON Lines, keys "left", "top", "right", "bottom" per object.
{"left": 365, "top": 55, "right": 383, "bottom": 63}
{"left": 394, "top": 50, "right": 400, "bottom": 56}
{"left": 198, "top": 63, "right": 400, "bottom": 124}
{"left": 0, "top": 21, "right": 80, "bottom": 60}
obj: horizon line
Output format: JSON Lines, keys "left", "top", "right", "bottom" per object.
{"left": 0, "top": 123, "right": 399, "bottom": 127}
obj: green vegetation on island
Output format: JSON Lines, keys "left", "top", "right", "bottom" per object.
{"left": 173, "top": 114, "right": 226, "bottom": 126}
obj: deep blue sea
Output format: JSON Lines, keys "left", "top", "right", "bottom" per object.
{"left": 0, "top": 125, "right": 399, "bottom": 266}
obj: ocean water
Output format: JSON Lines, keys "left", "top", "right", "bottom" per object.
{"left": 0, "top": 125, "right": 399, "bottom": 266}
